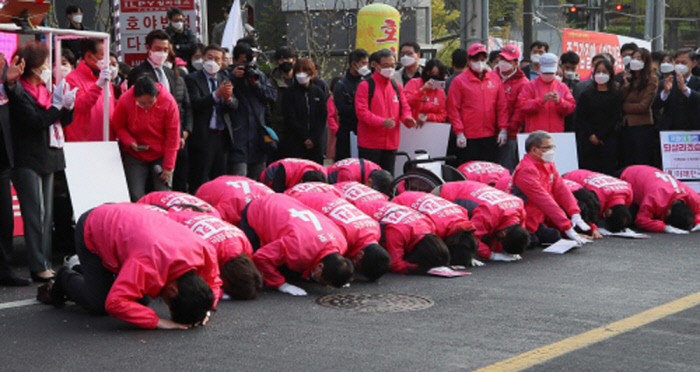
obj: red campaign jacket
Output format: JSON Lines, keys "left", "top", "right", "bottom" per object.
{"left": 495, "top": 174, "right": 511, "bottom": 192}
{"left": 293, "top": 192, "right": 381, "bottom": 257}
{"left": 446, "top": 68, "right": 508, "bottom": 139}
{"left": 564, "top": 170, "right": 633, "bottom": 214}
{"left": 517, "top": 76, "right": 576, "bottom": 133}
{"left": 335, "top": 182, "right": 389, "bottom": 204}
{"left": 352, "top": 199, "right": 436, "bottom": 274}
{"left": 83, "top": 203, "right": 222, "bottom": 329}
{"left": 510, "top": 154, "right": 579, "bottom": 232}
{"left": 563, "top": 179, "right": 583, "bottom": 192}
{"left": 404, "top": 77, "right": 447, "bottom": 123}
{"left": 355, "top": 72, "right": 414, "bottom": 150}
{"left": 489, "top": 67, "right": 529, "bottom": 139}
{"left": 439, "top": 181, "right": 525, "bottom": 259}
{"left": 195, "top": 176, "right": 274, "bottom": 225}
{"left": 327, "top": 158, "right": 383, "bottom": 184}
{"left": 166, "top": 210, "right": 253, "bottom": 267}
{"left": 621, "top": 165, "right": 700, "bottom": 232}
{"left": 111, "top": 83, "right": 181, "bottom": 171}
{"left": 137, "top": 191, "right": 221, "bottom": 218}
{"left": 64, "top": 61, "right": 116, "bottom": 142}
{"left": 457, "top": 161, "right": 511, "bottom": 187}
{"left": 260, "top": 158, "right": 327, "bottom": 191}
{"left": 248, "top": 194, "right": 348, "bottom": 288}
{"left": 392, "top": 191, "right": 475, "bottom": 239}
{"left": 284, "top": 182, "right": 345, "bottom": 199}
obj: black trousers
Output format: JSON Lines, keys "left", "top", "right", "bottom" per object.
{"left": 579, "top": 135, "right": 619, "bottom": 175}
{"left": 358, "top": 147, "right": 397, "bottom": 176}
{"left": 188, "top": 130, "right": 227, "bottom": 194}
{"left": 455, "top": 135, "right": 497, "bottom": 166}
{"left": 0, "top": 167, "right": 15, "bottom": 278}
{"left": 335, "top": 125, "right": 353, "bottom": 161}
{"left": 172, "top": 141, "right": 189, "bottom": 192}
{"left": 620, "top": 125, "right": 659, "bottom": 168}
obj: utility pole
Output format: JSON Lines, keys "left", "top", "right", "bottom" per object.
{"left": 481, "top": 0, "right": 489, "bottom": 46}
{"left": 460, "top": 0, "right": 467, "bottom": 49}
{"left": 654, "top": 0, "right": 665, "bottom": 50}
{"left": 523, "top": 0, "right": 533, "bottom": 59}
{"left": 644, "top": 0, "right": 654, "bottom": 41}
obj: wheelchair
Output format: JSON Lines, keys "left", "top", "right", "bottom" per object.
{"left": 390, "top": 150, "right": 466, "bottom": 197}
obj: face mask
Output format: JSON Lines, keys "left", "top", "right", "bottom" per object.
{"left": 192, "top": 59, "right": 204, "bottom": 70}
{"left": 72, "top": 15, "right": 83, "bottom": 24}
{"left": 357, "top": 65, "right": 371, "bottom": 76}
{"left": 171, "top": 21, "right": 184, "bottom": 30}
{"left": 629, "top": 59, "right": 644, "bottom": 71}
{"left": 470, "top": 61, "right": 485, "bottom": 73}
{"left": 149, "top": 51, "right": 168, "bottom": 67}
{"left": 110, "top": 66, "right": 119, "bottom": 81}
{"left": 498, "top": 60, "right": 513, "bottom": 73}
{"left": 540, "top": 74, "right": 555, "bottom": 83}
{"left": 36, "top": 68, "right": 51, "bottom": 85}
{"left": 555, "top": 75, "right": 563, "bottom": 81}
{"left": 295, "top": 72, "right": 310, "bottom": 85}
{"left": 541, "top": 149, "right": 555, "bottom": 163}
{"left": 564, "top": 71, "right": 578, "bottom": 80}
{"left": 622, "top": 56, "right": 632, "bottom": 67}
{"left": 279, "top": 61, "right": 293, "bottom": 73}
{"left": 380, "top": 67, "right": 394, "bottom": 79}
{"left": 164, "top": 61, "right": 173, "bottom": 70}
{"left": 675, "top": 63, "right": 689, "bottom": 76}
{"left": 59, "top": 65, "right": 72, "bottom": 77}
{"left": 660, "top": 63, "right": 674, "bottom": 74}
{"left": 203, "top": 60, "right": 220, "bottom": 75}
{"left": 530, "top": 54, "right": 541, "bottom": 64}
{"left": 400, "top": 55, "right": 416, "bottom": 67}
{"left": 594, "top": 73, "right": 610, "bottom": 85}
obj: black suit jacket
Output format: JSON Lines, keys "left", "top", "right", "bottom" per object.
{"left": 655, "top": 75, "right": 700, "bottom": 131}
{"left": 127, "top": 60, "right": 176, "bottom": 96}
{"left": 184, "top": 70, "right": 238, "bottom": 148}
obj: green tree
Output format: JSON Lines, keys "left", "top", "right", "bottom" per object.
{"left": 432, "top": 0, "right": 460, "bottom": 65}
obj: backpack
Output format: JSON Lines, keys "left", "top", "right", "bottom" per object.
{"left": 367, "top": 77, "right": 402, "bottom": 117}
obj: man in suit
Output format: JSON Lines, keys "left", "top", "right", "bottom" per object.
{"left": 127, "top": 30, "right": 176, "bottom": 97}
{"left": 521, "top": 41, "right": 548, "bottom": 80}
{"left": 185, "top": 44, "right": 238, "bottom": 193}
{"left": 655, "top": 48, "right": 700, "bottom": 130}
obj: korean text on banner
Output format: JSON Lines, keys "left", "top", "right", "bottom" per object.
{"left": 660, "top": 131, "right": 700, "bottom": 193}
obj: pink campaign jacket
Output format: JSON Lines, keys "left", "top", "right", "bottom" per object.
{"left": 260, "top": 158, "right": 327, "bottom": 191}
{"left": 83, "top": 203, "right": 222, "bottom": 329}
{"left": 351, "top": 199, "right": 436, "bottom": 274}
{"left": 392, "top": 191, "right": 475, "bottom": 239}
{"left": 285, "top": 182, "right": 345, "bottom": 199}
{"left": 404, "top": 77, "right": 447, "bottom": 123}
{"left": 137, "top": 191, "right": 221, "bottom": 218}
{"left": 64, "top": 61, "right": 116, "bottom": 141}
{"left": 621, "top": 165, "right": 700, "bottom": 232}
{"left": 564, "top": 170, "right": 633, "bottom": 214}
{"left": 439, "top": 181, "right": 526, "bottom": 259}
{"left": 327, "top": 158, "right": 383, "bottom": 184}
{"left": 446, "top": 68, "right": 508, "bottom": 139}
{"left": 195, "top": 176, "right": 274, "bottom": 225}
{"left": 355, "top": 71, "right": 413, "bottom": 150}
{"left": 510, "top": 154, "right": 579, "bottom": 232}
{"left": 111, "top": 82, "right": 181, "bottom": 171}
{"left": 334, "top": 181, "right": 389, "bottom": 204}
{"left": 293, "top": 192, "right": 381, "bottom": 257}
{"left": 248, "top": 194, "right": 348, "bottom": 288}
{"left": 490, "top": 67, "right": 529, "bottom": 139}
{"left": 457, "top": 161, "right": 511, "bottom": 187}
{"left": 517, "top": 76, "right": 576, "bottom": 133}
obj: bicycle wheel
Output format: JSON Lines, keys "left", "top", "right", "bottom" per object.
{"left": 441, "top": 165, "right": 467, "bottom": 182}
{"left": 390, "top": 169, "right": 444, "bottom": 197}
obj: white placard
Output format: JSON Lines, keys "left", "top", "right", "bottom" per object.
{"left": 395, "top": 122, "right": 451, "bottom": 176}
{"left": 659, "top": 131, "right": 700, "bottom": 193}
{"left": 517, "top": 133, "right": 579, "bottom": 175}
{"left": 63, "top": 142, "right": 131, "bottom": 218}
{"left": 543, "top": 239, "right": 580, "bottom": 254}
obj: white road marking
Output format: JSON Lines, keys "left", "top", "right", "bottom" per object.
{"left": 0, "top": 298, "right": 39, "bottom": 310}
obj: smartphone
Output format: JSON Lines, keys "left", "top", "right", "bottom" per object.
{"left": 136, "top": 145, "right": 149, "bottom": 151}
{"left": 433, "top": 80, "right": 446, "bottom": 90}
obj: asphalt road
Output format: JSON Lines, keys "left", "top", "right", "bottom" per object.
{"left": 1, "top": 231, "right": 699, "bottom": 371}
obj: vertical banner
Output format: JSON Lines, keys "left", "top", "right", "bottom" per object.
{"left": 355, "top": 3, "right": 401, "bottom": 54}
{"left": 11, "top": 185, "right": 22, "bottom": 237}
{"left": 114, "top": 0, "right": 201, "bottom": 66}
{"left": 659, "top": 131, "right": 700, "bottom": 193}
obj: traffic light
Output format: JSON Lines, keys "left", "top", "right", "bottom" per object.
{"left": 613, "top": 3, "right": 630, "bottom": 11}
{"left": 570, "top": 6, "right": 579, "bottom": 13}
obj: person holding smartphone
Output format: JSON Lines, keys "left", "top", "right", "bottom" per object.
{"left": 404, "top": 58, "right": 448, "bottom": 128}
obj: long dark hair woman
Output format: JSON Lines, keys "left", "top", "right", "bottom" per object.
{"left": 575, "top": 59, "right": 622, "bottom": 174}
{"left": 619, "top": 47, "right": 659, "bottom": 167}
{"left": 6, "top": 41, "right": 74, "bottom": 282}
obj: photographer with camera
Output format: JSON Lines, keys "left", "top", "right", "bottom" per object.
{"left": 226, "top": 42, "right": 276, "bottom": 178}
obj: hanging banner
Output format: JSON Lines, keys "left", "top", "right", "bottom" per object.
{"left": 659, "top": 131, "right": 700, "bottom": 193}
{"left": 356, "top": 3, "right": 401, "bottom": 54}
{"left": 561, "top": 29, "right": 650, "bottom": 80}
{"left": 114, "top": 0, "right": 202, "bottom": 66}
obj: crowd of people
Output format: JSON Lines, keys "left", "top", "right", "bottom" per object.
{"left": 0, "top": 5, "right": 699, "bottom": 329}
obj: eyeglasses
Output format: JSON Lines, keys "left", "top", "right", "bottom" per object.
{"left": 538, "top": 145, "right": 556, "bottom": 151}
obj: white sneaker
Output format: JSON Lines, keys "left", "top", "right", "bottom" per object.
{"left": 63, "top": 255, "right": 80, "bottom": 270}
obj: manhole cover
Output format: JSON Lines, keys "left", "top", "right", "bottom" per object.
{"left": 316, "top": 293, "right": 434, "bottom": 313}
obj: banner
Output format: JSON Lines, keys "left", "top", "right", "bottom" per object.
{"left": 659, "top": 131, "right": 700, "bottom": 193}
{"left": 561, "top": 29, "right": 651, "bottom": 80}
{"left": 114, "top": 0, "right": 202, "bottom": 66}
{"left": 356, "top": 3, "right": 401, "bottom": 54}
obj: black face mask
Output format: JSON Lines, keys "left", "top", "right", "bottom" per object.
{"left": 279, "top": 61, "right": 293, "bottom": 73}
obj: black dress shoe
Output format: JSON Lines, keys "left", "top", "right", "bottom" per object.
{"left": 30, "top": 272, "right": 55, "bottom": 283}
{"left": 0, "top": 275, "right": 31, "bottom": 287}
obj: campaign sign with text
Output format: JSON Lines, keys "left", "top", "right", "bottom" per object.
{"left": 660, "top": 131, "right": 700, "bottom": 193}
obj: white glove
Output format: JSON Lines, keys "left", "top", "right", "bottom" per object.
{"left": 691, "top": 224, "right": 700, "bottom": 232}
{"left": 62, "top": 82, "right": 78, "bottom": 110}
{"left": 565, "top": 228, "right": 592, "bottom": 245}
{"left": 497, "top": 129, "right": 508, "bottom": 146}
{"left": 456, "top": 133, "right": 467, "bottom": 148}
{"left": 663, "top": 225, "right": 689, "bottom": 234}
{"left": 51, "top": 84, "right": 64, "bottom": 110}
{"left": 278, "top": 282, "right": 307, "bottom": 296}
{"left": 96, "top": 67, "right": 111, "bottom": 88}
{"left": 571, "top": 214, "right": 591, "bottom": 231}
{"left": 471, "top": 258, "right": 485, "bottom": 267}
{"left": 489, "top": 252, "right": 521, "bottom": 262}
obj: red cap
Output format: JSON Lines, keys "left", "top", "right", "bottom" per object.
{"left": 500, "top": 45, "right": 521, "bottom": 61}
{"left": 468, "top": 43, "right": 488, "bottom": 57}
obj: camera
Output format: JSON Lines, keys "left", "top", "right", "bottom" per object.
{"left": 243, "top": 62, "right": 260, "bottom": 81}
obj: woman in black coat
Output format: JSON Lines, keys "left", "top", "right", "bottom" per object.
{"left": 281, "top": 58, "right": 328, "bottom": 164}
{"left": 6, "top": 42, "right": 74, "bottom": 282}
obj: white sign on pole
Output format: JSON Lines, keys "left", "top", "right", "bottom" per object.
{"left": 395, "top": 122, "right": 451, "bottom": 176}
{"left": 517, "top": 133, "right": 579, "bottom": 175}
{"left": 63, "top": 142, "right": 131, "bottom": 218}
{"left": 659, "top": 131, "right": 700, "bottom": 193}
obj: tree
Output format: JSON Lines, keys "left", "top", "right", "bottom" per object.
{"left": 432, "top": 0, "right": 460, "bottom": 65}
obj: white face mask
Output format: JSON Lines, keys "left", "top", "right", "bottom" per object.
{"left": 59, "top": 65, "right": 72, "bottom": 77}
{"left": 497, "top": 60, "right": 513, "bottom": 73}
{"left": 357, "top": 65, "right": 371, "bottom": 76}
{"left": 540, "top": 74, "right": 555, "bottom": 83}
{"left": 110, "top": 66, "right": 119, "bottom": 81}
{"left": 541, "top": 149, "right": 555, "bottom": 163}
{"left": 72, "top": 15, "right": 83, "bottom": 24}
{"left": 192, "top": 59, "right": 204, "bottom": 70}
{"left": 530, "top": 54, "right": 541, "bottom": 64}
{"left": 400, "top": 55, "right": 416, "bottom": 67}
{"left": 675, "top": 63, "right": 689, "bottom": 76}
{"left": 149, "top": 51, "right": 168, "bottom": 67}
{"left": 36, "top": 68, "right": 51, "bottom": 85}
{"left": 296, "top": 72, "right": 310, "bottom": 85}
{"left": 164, "top": 61, "right": 173, "bottom": 70}
{"left": 629, "top": 59, "right": 644, "bottom": 71}
{"left": 555, "top": 75, "right": 563, "bottom": 81}
{"left": 379, "top": 67, "right": 394, "bottom": 79}
{"left": 470, "top": 61, "right": 485, "bottom": 73}
{"left": 594, "top": 73, "right": 610, "bottom": 85}
{"left": 564, "top": 70, "right": 578, "bottom": 80}
{"left": 203, "top": 60, "right": 220, "bottom": 75}
{"left": 622, "top": 56, "right": 632, "bottom": 66}
{"left": 171, "top": 21, "right": 184, "bottom": 30}
{"left": 660, "top": 63, "right": 674, "bottom": 74}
